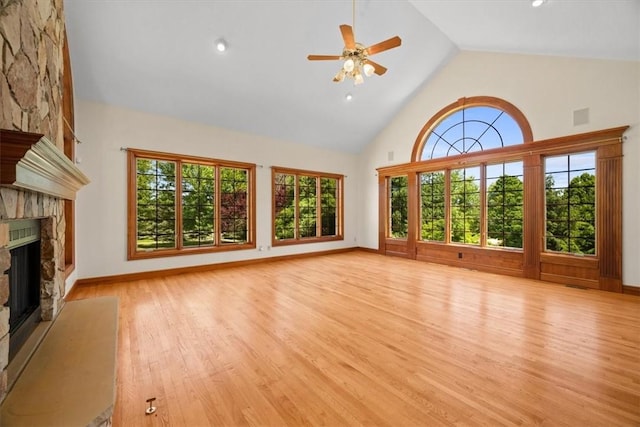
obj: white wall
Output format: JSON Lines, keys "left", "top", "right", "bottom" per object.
{"left": 74, "top": 101, "right": 359, "bottom": 279}
{"left": 359, "top": 51, "right": 640, "bottom": 286}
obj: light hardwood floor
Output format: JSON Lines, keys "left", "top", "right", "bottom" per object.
{"left": 68, "top": 251, "right": 640, "bottom": 426}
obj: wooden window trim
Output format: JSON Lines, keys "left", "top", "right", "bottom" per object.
{"left": 271, "top": 166, "right": 344, "bottom": 247}
{"left": 127, "top": 148, "right": 256, "bottom": 260}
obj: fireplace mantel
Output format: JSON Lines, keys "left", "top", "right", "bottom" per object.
{"left": 0, "top": 129, "right": 89, "bottom": 200}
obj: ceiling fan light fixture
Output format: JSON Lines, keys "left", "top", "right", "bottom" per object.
{"left": 531, "top": 0, "right": 545, "bottom": 7}
{"left": 354, "top": 70, "right": 364, "bottom": 85}
{"left": 343, "top": 58, "right": 355, "bottom": 72}
{"left": 307, "top": 0, "right": 401, "bottom": 85}
{"left": 363, "top": 63, "right": 375, "bottom": 77}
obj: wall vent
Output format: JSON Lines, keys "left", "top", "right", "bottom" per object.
{"left": 7, "top": 219, "right": 41, "bottom": 250}
{"left": 573, "top": 108, "right": 590, "bottom": 126}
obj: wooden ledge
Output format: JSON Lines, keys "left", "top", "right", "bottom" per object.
{"left": 0, "top": 296, "right": 118, "bottom": 426}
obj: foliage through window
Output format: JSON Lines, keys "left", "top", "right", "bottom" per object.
{"left": 420, "top": 171, "right": 445, "bottom": 241}
{"left": 137, "top": 159, "right": 177, "bottom": 250}
{"left": 389, "top": 176, "right": 408, "bottom": 238}
{"left": 545, "top": 152, "right": 596, "bottom": 255}
{"left": 129, "top": 149, "right": 255, "bottom": 259}
{"left": 487, "top": 161, "right": 523, "bottom": 248}
{"left": 273, "top": 168, "right": 343, "bottom": 244}
{"left": 450, "top": 167, "right": 482, "bottom": 245}
{"left": 182, "top": 163, "right": 214, "bottom": 247}
{"left": 409, "top": 97, "right": 531, "bottom": 250}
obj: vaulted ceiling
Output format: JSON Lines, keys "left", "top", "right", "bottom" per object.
{"left": 64, "top": 0, "right": 639, "bottom": 153}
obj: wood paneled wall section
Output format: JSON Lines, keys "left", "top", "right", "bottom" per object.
{"left": 597, "top": 143, "right": 623, "bottom": 292}
{"left": 377, "top": 127, "right": 627, "bottom": 292}
{"left": 62, "top": 30, "right": 76, "bottom": 276}
{"left": 523, "top": 155, "right": 542, "bottom": 280}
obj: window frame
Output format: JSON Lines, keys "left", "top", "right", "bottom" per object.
{"left": 419, "top": 170, "right": 446, "bottom": 242}
{"left": 271, "top": 166, "right": 344, "bottom": 246}
{"left": 415, "top": 162, "right": 525, "bottom": 251}
{"left": 543, "top": 150, "right": 597, "bottom": 256}
{"left": 388, "top": 175, "right": 409, "bottom": 239}
{"left": 127, "top": 148, "right": 256, "bottom": 260}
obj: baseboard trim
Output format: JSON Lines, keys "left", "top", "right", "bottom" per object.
{"left": 622, "top": 285, "right": 640, "bottom": 296}
{"left": 74, "top": 247, "right": 362, "bottom": 287}
{"left": 356, "top": 246, "right": 381, "bottom": 254}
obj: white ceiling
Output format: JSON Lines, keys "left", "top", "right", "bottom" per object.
{"left": 64, "top": 0, "right": 639, "bottom": 154}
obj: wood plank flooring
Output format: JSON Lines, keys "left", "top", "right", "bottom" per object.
{"left": 67, "top": 251, "right": 640, "bottom": 426}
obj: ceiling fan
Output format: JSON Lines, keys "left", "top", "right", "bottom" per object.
{"left": 307, "top": 2, "right": 402, "bottom": 85}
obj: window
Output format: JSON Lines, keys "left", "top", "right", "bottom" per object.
{"left": 272, "top": 167, "right": 343, "bottom": 245}
{"left": 389, "top": 176, "right": 408, "bottom": 238}
{"left": 380, "top": 95, "right": 624, "bottom": 291}
{"left": 182, "top": 163, "right": 214, "bottom": 247}
{"left": 136, "top": 158, "right": 177, "bottom": 250}
{"left": 450, "top": 166, "right": 481, "bottom": 245}
{"left": 417, "top": 162, "right": 524, "bottom": 249}
{"left": 545, "top": 152, "right": 596, "bottom": 255}
{"left": 128, "top": 149, "right": 255, "bottom": 259}
{"left": 420, "top": 171, "right": 445, "bottom": 242}
{"left": 419, "top": 106, "right": 526, "bottom": 160}
{"left": 486, "top": 161, "right": 523, "bottom": 249}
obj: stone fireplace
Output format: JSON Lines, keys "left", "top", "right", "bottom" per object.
{"left": 0, "top": 192, "right": 66, "bottom": 400}
{"left": 1, "top": 0, "right": 81, "bottom": 405}
{"left": 0, "top": 129, "right": 89, "bottom": 402}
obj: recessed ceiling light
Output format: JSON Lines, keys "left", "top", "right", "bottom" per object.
{"left": 531, "top": 0, "right": 545, "bottom": 7}
{"left": 345, "top": 93, "right": 353, "bottom": 101}
{"left": 215, "top": 38, "right": 228, "bottom": 53}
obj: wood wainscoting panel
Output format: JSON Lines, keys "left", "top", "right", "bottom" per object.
{"left": 540, "top": 253, "right": 599, "bottom": 289}
{"left": 416, "top": 242, "right": 524, "bottom": 277}
{"left": 597, "top": 144, "right": 623, "bottom": 292}
{"left": 384, "top": 239, "right": 410, "bottom": 258}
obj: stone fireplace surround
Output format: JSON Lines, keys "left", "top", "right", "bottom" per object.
{"left": 0, "top": 188, "right": 67, "bottom": 401}
{"left": 0, "top": 129, "right": 89, "bottom": 402}
{"left": 1, "top": 0, "right": 81, "bottom": 406}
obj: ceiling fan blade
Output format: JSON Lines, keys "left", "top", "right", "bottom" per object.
{"left": 307, "top": 55, "right": 342, "bottom": 61}
{"left": 365, "top": 36, "right": 402, "bottom": 56}
{"left": 340, "top": 24, "right": 356, "bottom": 50}
{"left": 364, "top": 59, "right": 387, "bottom": 75}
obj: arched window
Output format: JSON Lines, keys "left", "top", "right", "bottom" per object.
{"left": 411, "top": 96, "right": 533, "bottom": 162}
{"left": 379, "top": 94, "right": 626, "bottom": 292}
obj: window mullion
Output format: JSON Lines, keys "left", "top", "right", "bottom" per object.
{"left": 176, "top": 160, "right": 183, "bottom": 250}
{"left": 214, "top": 166, "right": 221, "bottom": 246}
{"left": 480, "top": 163, "right": 487, "bottom": 247}
{"left": 295, "top": 174, "right": 300, "bottom": 240}
{"left": 315, "top": 176, "right": 322, "bottom": 237}
{"left": 445, "top": 170, "right": 451, "bottom": 243}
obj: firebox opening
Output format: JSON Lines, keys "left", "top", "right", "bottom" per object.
{"left": 5, "top": 220, "right": 42, "bottom": 363}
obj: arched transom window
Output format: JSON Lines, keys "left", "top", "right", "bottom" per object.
{"left": 412, "top": 96, "right": 533, "bottom": 162}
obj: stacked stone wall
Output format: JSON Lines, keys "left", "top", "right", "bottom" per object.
{"left": 0, "top": 0, "right": 66, "bottom": 402}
